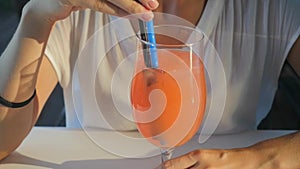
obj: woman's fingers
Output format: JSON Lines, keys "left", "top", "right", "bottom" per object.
{"left": 92, "top": 1, "right": 129, "bottom": 17}
{"left": 137, "top": 0, "right": 159, "bottom": 10}
{"left": 160, "top": 149, "right": 253, "bottom": 169}
{"left": 107, "top": 0, "right": 157, "bottom": 20}
{"left": 162, "top": 150, "right": 199, "bottom": 169}
{"left": 70, "top": 0, "right": 158, "bottom": 20}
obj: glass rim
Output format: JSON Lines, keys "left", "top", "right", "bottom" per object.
{"left": 136, "top": 24, "right": 204, "bottom": 48}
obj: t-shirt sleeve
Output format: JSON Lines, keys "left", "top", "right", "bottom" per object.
{"left": 284, "top": 0, "right": 300, "bottom": 56}
{"left": 45, "top": 15, "right": 73, "bottom": 88}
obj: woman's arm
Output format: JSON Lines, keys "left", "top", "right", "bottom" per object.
{"left": 287, "top": 36, "right": 300, "bottom": 77}
{"left": 0, "top": 5, "right": 56, "bottom": 160}
{"left": 0, "top": 0, "right": 159, "bottom": 161}
{"left": 0, "top": 56, "right": 58, "bottom": 161}
{"left": 161, "top": 36, "right": 300, "bottom": 169}
{"left": 161, "top": 131, "right": 300, "bottom": 169}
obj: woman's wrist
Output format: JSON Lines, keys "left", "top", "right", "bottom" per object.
{"left": 21, "top": 3, "right": 56, "bottom": 30}
{"left": 249, "top": 143, "right": 278, "bottom": 169}
{"left": 249, "top": 132, "right": 300, "bottom": 169}
{"left": 21, "top": 0, "right": 73, "bottom": 27}
{"left": 16, "top": 3, "right": 57, "bottom": 47}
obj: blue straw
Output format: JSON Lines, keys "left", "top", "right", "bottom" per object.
{"left": 138, "top": 19, "right": 158, "bottom": 68}
{"left": 145, "top": 20, "right": 158, "bottom": 68}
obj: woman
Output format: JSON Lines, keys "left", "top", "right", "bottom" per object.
{"left": 0, "top": 0, "right": 299, "bottom": 168}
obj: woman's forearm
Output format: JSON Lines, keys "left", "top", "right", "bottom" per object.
{"left": 0, "top": 5, "right": 54, "bottom": 161}
{"left": 0, "top": 5, "right": 54, "bottom": 102}
{"left": 161, "top": 131, "right": 300, "bottom": 169}
{"left": 251, "top": 131, "right": 300, "bottom": 169}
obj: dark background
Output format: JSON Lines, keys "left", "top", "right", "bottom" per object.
{"left": 0, "top": 0, "right": 299, "bottom": 129}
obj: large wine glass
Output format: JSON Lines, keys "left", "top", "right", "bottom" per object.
{"left": 131, "top": 24, "right": 206, "bottom": 165}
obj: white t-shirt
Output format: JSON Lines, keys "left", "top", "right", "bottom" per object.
{"left": 45, "top": 0, "right": 300, "bottom": 134}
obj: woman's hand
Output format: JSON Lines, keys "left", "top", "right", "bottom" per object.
{"left": 24, "top": 0, "right": 159, "bottom": 24}
{"left": 159, "top": 131, "right": 300, "bottom": 169}
{"left": 159, "top": 148, "right": 259, "bottom": 169}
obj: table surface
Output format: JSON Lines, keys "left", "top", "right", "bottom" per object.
{"left": 0, "top": 127, "right": 294, "bottom": 169}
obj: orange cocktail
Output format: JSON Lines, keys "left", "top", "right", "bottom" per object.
{"left": 131, "top": 49, "right": 206, "bottom": 148}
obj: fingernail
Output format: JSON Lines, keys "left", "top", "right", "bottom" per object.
{"left": 147, "top": 0, "right": 159, "bottom": 9}
{"left": 142, "top": 12, "right": 154, "bottom": 21}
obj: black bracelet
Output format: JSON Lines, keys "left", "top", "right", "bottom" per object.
{"left": 0, "top": 90, "right": 36, "bottom": 108}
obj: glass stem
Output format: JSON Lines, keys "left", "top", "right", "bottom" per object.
{"left": 160, "top": 148, "right": 174, "bottom": 163}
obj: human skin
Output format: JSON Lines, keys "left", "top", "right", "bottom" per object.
{"left": 159, "top": 131, "right": 300, "bottom": 169}
{"left": 0, "top": 0, "right": 159, "bottom": 160}
{"left": 0, "top": 1, "right": 299, "bottom": 168}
